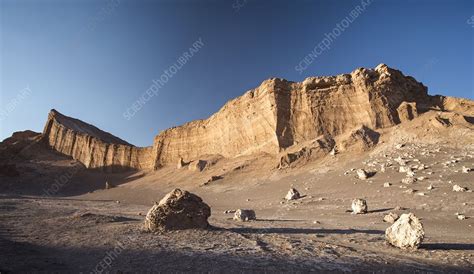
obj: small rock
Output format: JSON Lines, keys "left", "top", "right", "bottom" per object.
{"left": 399, "top": 166, "right": 411, "bottom": 173}
{"left": 385, "top": 213, "right": 424, "bottom": 249}
{"left": 351, "top": 198, "right": 368, "bottom": 214}
{"left": 285, "top": 188, "right": 301, "bottom": 201}
{"left": 233, "top": 209, "right": 256, "bottom": 222}
{"left": 383, "top": 212, "right": 399, "bottom": 223}
{"left": 457, "top": 214, "right": 466, "bottom": 220}
{"left": 356, "top": 169, "right": 368, "bottom": 180}
{"left": 453, "top": 185, "right": 467, "bottom": 192}
{"left": 401, "top": 177, "right": 417, "bottom": 184}
{"left": 427, "top": 184, "right": 434, "bottom": 190}
{"left": 406, "top": 170, "right": 416, "bottom": 177}
{"left": 383, "top": 182, "right": 391, "bottom": 188}
{"left": 395, "top": 143, "right": 405, "bottom": 149}
{"left": 403, "top": 189, "right": 415, "bottom": 194}
{"left": 177, "top": 157, "right": 186, "bottom": 169}
{"left": 462, "top": 166, "right": 471, "bottom": 173}
{"left": 224, "top": 210, "right": 236, "bottom": 214}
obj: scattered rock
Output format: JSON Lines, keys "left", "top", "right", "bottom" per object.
{"left": 399, "top": 166, "right": 411, "bottom": 173}
{"left": 395, "top": 143, "right": 405, "bottom": 149}
{"left": 285, "top": 188, "right": 301, "bottom": 200}
{"left": 452, "top": 185, "right": 467, "bottom": 192}
{"left": 188, "top": 160, "right": 208, "bottom": 172}
{"left": 351, "top": 198, "right": 367, "bottom": 214}
{"left": 403, "top": 188, "right": 415, "bottom": 194}
{"left": 401, "top": 177, "right": 417, "bottom": 184}
{"left": 201, "top": 175, "right": 223, "bottom": 186}
{"left": 177, "top": 157, "right": 186, "bottom": 169}
{"left": 224, "top": 210, "right": 236, "bottom": 214}
{"left": 233, "top": 209, "right": 256, "bottom": 222}
{"left": 356, "top": 169, "right": 368, "bottom": 180}
{"left": 385, "top": 213, "right": 424, "bottom": 249}
{"left": 383, "top": 212, "right": 399, "bottom": 223}
{"left": 144, "top": 189, "right": 211, "bottom": 232}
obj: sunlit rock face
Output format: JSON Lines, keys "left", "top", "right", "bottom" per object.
{"left": 40, "top": 65, "right": 473, "bottom": 171}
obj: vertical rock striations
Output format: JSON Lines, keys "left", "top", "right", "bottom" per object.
{"left": 39, "top": 64, "right": 472, "bottom": 171}
{"left": 42, "top": 109, "right": 152, "bottom": 171}
{"left": 151, "top": 64, "right": 430, "bottom": 167}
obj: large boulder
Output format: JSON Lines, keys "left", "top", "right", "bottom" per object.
{"left": 385, "top": 213, "right": 424, "bottom": 249}
{"left": 144, "top": 189, "right": 211, "bottom": 232}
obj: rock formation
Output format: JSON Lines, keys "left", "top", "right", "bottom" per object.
{"left": 144, "top": 189, "right": 211, "bottom": 232}
{"left": 41, "top": 109, "right": 153, "bottom": 171}
{"left": 36, "top": 64, "right": 474, "bottom": 171}
{"left": 385, "top": 213, "right": 424, "bottom": 249}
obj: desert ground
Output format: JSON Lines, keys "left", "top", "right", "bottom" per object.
{"left": 1, "top": 137, "right": 473, "bottom": 272}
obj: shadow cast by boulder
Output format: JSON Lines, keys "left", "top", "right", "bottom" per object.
{"left": 421, "top": 243, "right": 474, "bottom": 251}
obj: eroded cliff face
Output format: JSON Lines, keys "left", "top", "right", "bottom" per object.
{"left": 39, "top": 64, "right": 473, "bottom": 171}
{"left": 151, "top": 64, "right": 431, "bottom": 167}
{"left": 42, "top": 110, "right": 152, "bottom": 171}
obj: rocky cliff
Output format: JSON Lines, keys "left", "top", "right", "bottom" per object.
{"left": 40, "top": 64, "right": 473, "bottom": 171}
{"left": 42, "top": 110, "right": 152, "bottom": 170}
{"left": 151, "top": 64, "right": 432, "bottom": 167}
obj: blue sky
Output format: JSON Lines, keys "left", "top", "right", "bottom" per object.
{"left": 1, "top": 0, "right": 473, "bottom": 146}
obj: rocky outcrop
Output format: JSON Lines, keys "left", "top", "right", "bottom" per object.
{"left": 41, "top": 109, "right": 152, "bottom": 171}
{"left": 38, "top": 64, "right": 473, "bottom": 171}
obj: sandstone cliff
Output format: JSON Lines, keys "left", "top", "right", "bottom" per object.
{"left": 41, "top": 110, "right": 152, "bottom": 171}
{"left": 151, "top": 64, "right": 432, "bottom": 167}
{"left": 39, "top": 64, "right": 473, "bottom": 171}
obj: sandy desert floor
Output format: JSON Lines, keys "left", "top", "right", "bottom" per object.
{"left": 1, "top": 142, "right": 473, "bottom": 272}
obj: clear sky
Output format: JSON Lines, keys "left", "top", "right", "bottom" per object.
{"left": 1, "top": 0, "right": 473, "bottom": 147}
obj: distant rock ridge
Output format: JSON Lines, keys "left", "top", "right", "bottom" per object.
{"left": 39, "top": 64, "right": 474, "bottom": 171}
